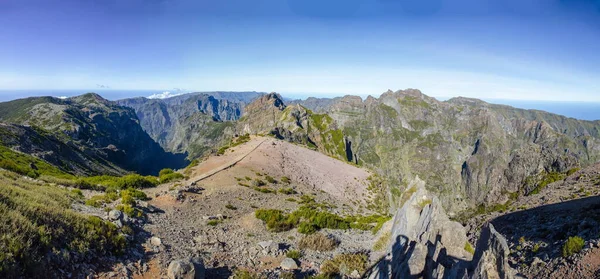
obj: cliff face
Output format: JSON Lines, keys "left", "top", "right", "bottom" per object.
{"left": 118, "top": 92, "right": 263, "bottom": 158}
{"left": 246, "top": 90, "right": 600, "bottom": 213}
{"left": 0, "top": 93, "right": 187, "bottom": 175}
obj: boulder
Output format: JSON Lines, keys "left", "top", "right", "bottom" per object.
{"left": 108, "top": 210, "right": 123, "bottom": 221}
{"left": 150, "top": 237, "right": 162, "bottom": 247}
{"left": 167, "top": 258, "right": 205, "bottom": 279}
{"left": 280, "top": 258, "right": 299, "bottom": 270}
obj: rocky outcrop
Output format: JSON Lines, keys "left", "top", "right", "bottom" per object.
{"left": 471, "top": 224, "right": 514, "bottom": 279}
{"left": 366, "top": 178, "right": 516, "bottom": 279}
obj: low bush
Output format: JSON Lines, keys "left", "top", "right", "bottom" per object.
{"left": 159, "top": 171, "right": 184, "bottom": 184}
{"left": 281, "top": 176, "right": 291, "bottom": 184}
{"left": 298, "top": 222, "right": 318, "bottom": 235}
{"left": 225, "top": 203, "right": 238, "bottom": 210}
{"left": 265, "top": 175, "right": 277, "bottom": 184}
{"left": 252, "top": 186, "right": 275, "bottom": 194}
{"left": 464, "top": 242, "right": 475, "bottom": 254}
{"left": 562, "top": 236, "right": 584, "bottom": 257}
{"left": 115, "top": 204, "right": 143, "bottom": 218}
{"left": 207, "top": 220, "right": 222, "bottom": 226}
{"left": 279, "top": 188, "right": 297, "bottom": 195}
{"left": 286, "top": 249, "right": 302, "bottom": 260}
{"left": 298, "top": 233, "right": 338, "bottom": 251}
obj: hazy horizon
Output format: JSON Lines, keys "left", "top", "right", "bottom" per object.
{"left": 2, "top": 88, "right": 599, "bottom": 121}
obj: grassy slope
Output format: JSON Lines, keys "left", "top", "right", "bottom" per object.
{"left": 0, "top": 169, "right": 126, "bottom": 277}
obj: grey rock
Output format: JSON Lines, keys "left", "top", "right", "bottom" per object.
{"left": 167, "top": 258, "right": 205, "bottom": 279}
{"left": 108, "top": 210, "right": 123, "bottom": 221}
{"left": 280, "top": 258, "right": 298, "bottom": 270}
{"left": 150, "top": 237, "right": 162, "bottom": 247}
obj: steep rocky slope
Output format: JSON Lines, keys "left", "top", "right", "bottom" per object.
{"left": 0, "top": 93, "right": 187, "bottom": 175}
{"left": 117, "top": 91, "right": 263, "bottom": 158}
{"left": 260, "top": 90, "right": 600, "bottom": 214}
{"left": 462, "top": 162, "right": 600, "bottom": 279}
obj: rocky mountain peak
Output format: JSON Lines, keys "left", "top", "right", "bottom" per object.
{"left": 70, "top": 92, "right": 111, "bottom": 107}
{"left": 244, "top": 92, "right": 286, "bottom": 115}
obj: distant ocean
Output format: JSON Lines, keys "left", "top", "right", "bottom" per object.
{"left": 484, "top": 99, "right": 600, "bottom": 121}
{"left": 0, "top": 90, "right": 599, "bottom": 121}
{"left": 0, "top": 90, "right": 162, "bottom": 102}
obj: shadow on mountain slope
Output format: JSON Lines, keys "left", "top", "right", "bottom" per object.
{"left": 491, "top": 195, "right": 600, "bottom": 261}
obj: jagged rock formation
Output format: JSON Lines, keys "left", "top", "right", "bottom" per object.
{"left": 366, "top": 178, "right": 516, "bottom": 279}
{"left": 117, "top": 91, "right": 263, "bottom": 158}
{"left": 0, "top": 93, "right": 187, "bottom": 175}
{"left": 472, "top": 224, "right": 514, "bottom": 279}
{"left": 274, "top": 89, "right": 600, "bottom": 213}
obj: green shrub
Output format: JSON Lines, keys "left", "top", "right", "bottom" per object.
{"left": 298, "top": 222, "right": 318, "bottom": 234}
{"left": 207, "top": 220, "right": 222, "bottom": 226}
{"left": 265, "top": 175, "right": 277, "bottom": 184}
{"left": 70, "top": 189, "right": 84, "bottom": 199}
{"left": 285, "top": 198, "right": 297, "bottom": 202}
{"left": 85, "top": 194, "right": 118, "bottom": 207}
{"left": 159, "top": 168, "right": 175, "bottom": 176}
{"left": 217, "top": 145, "right": 229, "bottom": 155}
{"left": 281, "top": 176, "right": 291, "bottom": 184}
{"left": 115, "top": 204, "right": 143, "bottom": 218}
{"left": 464, "top": 242, "right": 475, "bottom": 254}
{"left": 286, "top": 249, "right": 302, "bottom": 260}
{"left": 562, "top": 236, "right": 584, "bottom": 257}
{"left": 225, "top": 203, "right": 237, "bottom": 210}
{"left": 252, "top": 186, "right": 275, "bottom": 194}
{"left": 279, "top": 188, "right": 297, "bottom": 195}
{"left": 255, "top": 209, "right": 296, "bottom": 232}
{"left": 159, "top": 172, "right": 184, "bottom": 184}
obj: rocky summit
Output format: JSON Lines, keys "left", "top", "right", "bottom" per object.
{"left": 0, "top": 90, "right": 599, "bottom": 279}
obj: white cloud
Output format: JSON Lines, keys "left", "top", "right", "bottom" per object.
{"left": 147, "top": 91, "right": 185, "bottom": 99}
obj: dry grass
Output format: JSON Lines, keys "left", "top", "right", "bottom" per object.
{"left": 320, "top": 252, "right": 369, "bottom": 276}
{"left": 298, "top": 232, "right": 338, "bottom": 251}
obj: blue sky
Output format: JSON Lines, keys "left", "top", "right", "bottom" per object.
{"left": 1, "top": 0, "right": 599, "bottom": 101}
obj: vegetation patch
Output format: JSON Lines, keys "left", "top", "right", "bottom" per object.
{"left": 286, "top": 249, "right": 302, "bottom": 260}
{"left": 278, "top": 187, "right": 297, "bottom": 195}
{"left": 527, "top": 171, "right": 567, "bottom": 196}
{"left": 158, "top": 168, "right": 184, "bottom": 184}
{"left": 464, "top": 242, "right": 475, "bottom": 255}
{"left": 0, "top": 170, "right": 126, "bottom": 277}
{"left": 562, "top": 236, "right": 584, "bottom": 257}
